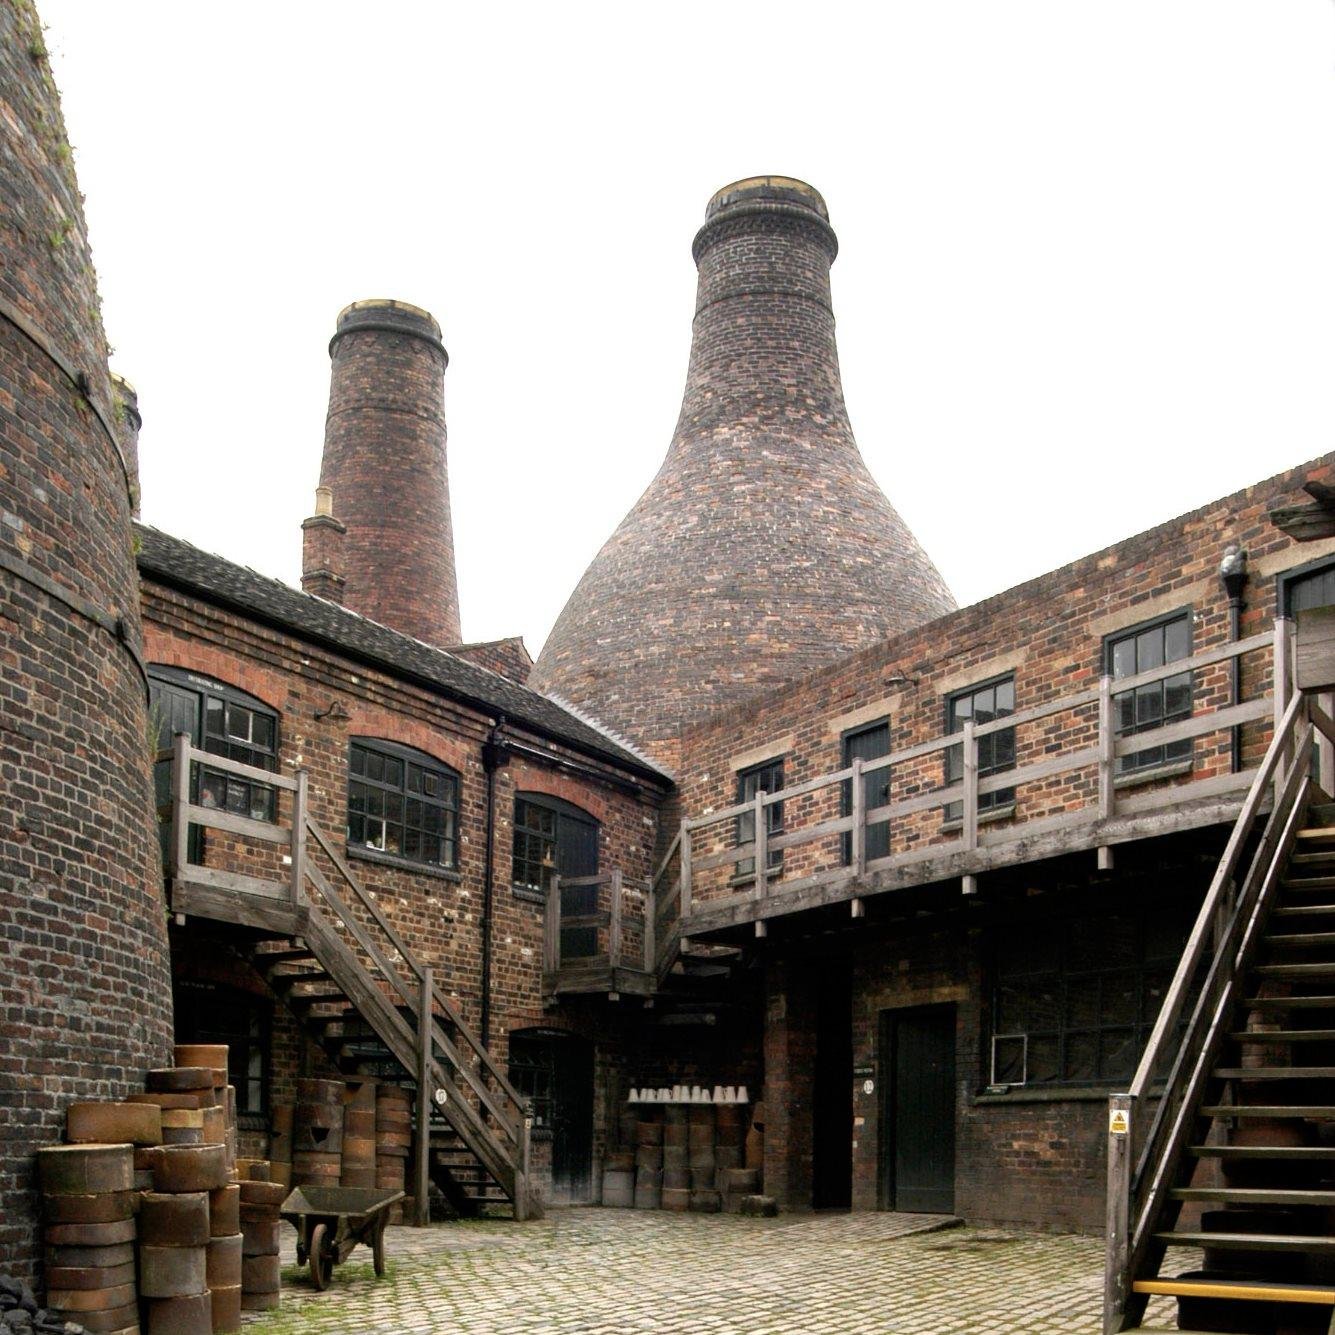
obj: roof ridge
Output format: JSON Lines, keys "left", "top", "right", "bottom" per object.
{"left": 542, "top": 691, "right": 676, "bottom": 780}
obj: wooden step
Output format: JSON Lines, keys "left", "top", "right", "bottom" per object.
{"left": 1229, "top": 1030, "right": 1335, "bottom": 1042}
{"left": 1191, "top": 1145, "right": 1335, "bottom": 1161}
{"left": 1282, "top": 876, "right": 1335, "bottom": 891}
{"left": 1297, "top": 827, "right": 1335, "bottom": 843}
{"left": 1155, "top": 1231, "right": 1335, "bottom": 1253}
{"left": 1244, "top": 995, "right": 1335, "bottom": 1010}
{"left": 1203, "top": 1105, "right": 1335, "bottom": 1119}
{"left": 1171, "top": 1187, "right": 1335, "bottom": 1206}
{"left": 272, "top": 969, "right": 334, "bottom": 986}
{"left": 1215, "top": 1067, "right": 1335, "bottom": 1079}
{"left": 253, "top": 943, "right": 313, "bottom": 962}
{"left": 1133, "top": 1277, "right": 1335, "bottom": 1306}
{"left": 1273, "top": 904, "right": 1335, "bottom": 917}
{"left": 1266, "top": 932, "right": 1335, "bottom": 949}
{"left": 1254, "top": 962, "right": 1335, "bottom": 979}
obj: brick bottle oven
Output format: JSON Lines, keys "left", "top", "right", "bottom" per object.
{"left": 532, "top": 177, "right": 955, "bottom": 763}
{"left": 0, "top": 0, "right": 174, "bottom": 1279}
{"left": 302, "top": 299, "right": 462, "bottom": 647}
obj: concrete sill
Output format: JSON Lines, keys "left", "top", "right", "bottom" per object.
{"left": 1113, "top": 759, "right": 1194, "bottom": 791}
{"left": 971, "top": 1086, "right": 1118, "bottom": 1106}
{"left": 512, "top": 883, "right": 545, "bottom": 906}
{"left": 940, "top": 803, "right": 1017, "bottom": 835}
{"left": 345, "top": 843, "right": 462, "bottom": 884}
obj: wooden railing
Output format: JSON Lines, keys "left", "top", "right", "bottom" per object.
{"left": 1101, "top": 687, "right": 1322, "bottom": 1332}
{"left": 677, "top": 624, "right": 1289, "bottom": 932}
{"left": 542, "top": 870, "right": 656, "bottom": 989}
{"left": 162, "top": 733, "right": 535, "bottom": 1220}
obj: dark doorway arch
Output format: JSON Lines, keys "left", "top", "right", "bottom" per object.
{"left": 508, "top": 1028, "right": 594, "bottom": 1204}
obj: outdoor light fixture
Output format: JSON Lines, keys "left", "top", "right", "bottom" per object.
{"left": 314, "top": 700, "right": 350, "bottom": 722}
{"left": 1219, "top": 544, "right": 1248, "bottom": 604}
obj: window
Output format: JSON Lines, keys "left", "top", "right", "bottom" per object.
{"left": 511, "top": 794, "right": 599, "bottom": 901}
{"left": 990, "top": 905, "right": 1189, "bottom": 1087}
{"left": 737, "top": 758, "right": 784, "bottom": 877}
{"left": 1107, "top": 613, "right": 1191, "bottom": 775}
{"left": 347, "top": 740, "right": 458, "bottom": 868}
{"left": 508, "top": 1034, "right": 555, "bottom": 1133}
{"left": 148, "top": 668, "right": 279, "bottom": 823}
{"left": 945, "top": 677, "right": 1015, "bottom": 822}
{"left": 843, "top": 722, "right": 891, "bottom": 863}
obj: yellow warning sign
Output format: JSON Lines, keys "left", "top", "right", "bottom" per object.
{"left": 1109, "top": 1109, "right": 1129, "bottom": 1136}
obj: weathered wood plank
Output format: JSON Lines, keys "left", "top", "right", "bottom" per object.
{"left": 978, "top": 746, "right": 1100, "bottom": 795}
{"left": 768, "top": 814, "right": 854, "bottom": 853}
{"left": 171, "top": 882, "right": 305, "bottom": 936}
{"left": 692, "top": 843, "right": 752, "bottom": 873}
{"left": 183, "top": 803, "right": 289, "bottom": 845}
{"left": 1110, "top": 630, "right": 1274, "bottom": 696}
{"left": 415, "top": 966, "right": 432, "bottom": 1227}
{"left": 1117, "top": 767, "right": 1256, "bottom": 813}
{"left": 181, "top": 864, "right": 288, "bottom": 899}
{"left": 186, "top": 744, "right": 298, "bottom": 791}
{"left": 1111, "top": 698, "right": 1270, "bottom": 757}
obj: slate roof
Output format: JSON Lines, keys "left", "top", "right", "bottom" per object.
{"left": 134, "top": 524, "right": 672, "bottom": 785}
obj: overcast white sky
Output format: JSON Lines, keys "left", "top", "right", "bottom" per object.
{"left": 39, "top": 2, "right": 1335, "bottom": 652}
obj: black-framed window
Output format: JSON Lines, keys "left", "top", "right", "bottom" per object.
{"left": 347, "top": 739, "right": 458, "bottom": 868}
{"left": 511, "top": 795, "right": 599, "bottom": 901}
{"left": 173, "top": 980, "right": 271, "bottom": 1116}
{"left": 989, "top": 904, "right": 1189, "bottom": 1087}
{"left": 148, "top": 667, "right": 279, "bottom": 823}
{"left": 945, "top": 677, "right": 1016, "bottom": 822}
{"left": 737, "top": 758, "right": 784, "bottom": 876}
{"left": 1107, "top": 612, "right": 1191, "bottom": 775}
{"left": 843, "top": 721, "right": 891, "bottom": 863}
{"left": 508, "top": 1034, "right": 554, "bottom": 1133}
{"left": 1284, "top": 559, "right": 1335, "bottom": 616}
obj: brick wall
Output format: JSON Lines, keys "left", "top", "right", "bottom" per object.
{"left": 140, "top": 576, "right": 664, "bottom": 1199}
{"left": 0, "top": 2, "right": 174, "bottom": 1282}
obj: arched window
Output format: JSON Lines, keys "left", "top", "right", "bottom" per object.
{"left": 511, "top": 793, "right": 598, "bottom": 902}
{"left": 347, "top": 738, "right": 459, "bottom": 868}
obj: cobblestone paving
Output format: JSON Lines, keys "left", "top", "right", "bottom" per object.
{"left": 243, "top": 1208, "right": 1189, "bottom": 1334}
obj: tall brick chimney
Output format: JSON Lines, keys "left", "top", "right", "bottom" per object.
{"left": 307, "top": 299, "right": 461, "bottom": 646}
{"left": 531, "top": 177, "right": 956, "bottom": 762}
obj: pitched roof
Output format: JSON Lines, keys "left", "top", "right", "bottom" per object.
{"left": 134, "top": 524, "right": 672, "bottom": 785}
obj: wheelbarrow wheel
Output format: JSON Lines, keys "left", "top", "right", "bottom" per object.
{"left": 309, "top": 1222, "right": 331, "bottom": 1291}
{"left": 373, "top": 1217, "right": 386, "bottom": 1278}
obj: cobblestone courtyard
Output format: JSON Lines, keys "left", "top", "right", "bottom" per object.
{"left": 242, "top": 1208, "right": 1187, "bottom": 1334}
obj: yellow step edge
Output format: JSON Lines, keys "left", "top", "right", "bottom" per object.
{"left": 1133, "top": 1278, "right": 1335, "bottom": 1305}
{"left": 1298, "top": 827, "right": 1335, "bottom": 839}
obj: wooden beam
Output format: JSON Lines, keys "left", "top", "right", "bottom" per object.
{"left": 170, "top": 731, "right": 191, "bottom": 887}
{"left": 183, "top": 804, "right": 289, "bottom": 846}
{"left": 1104, "top": 1092, "right": 1135, "bottom": 1334}
{"left": 289, "top": 769, "right": 308, "bottom": 905}
{"left": 609, "top": 870, "right": 623, "bottom": 969}
{"left": 851, "top": 756, "right": 866, "bottom": 880}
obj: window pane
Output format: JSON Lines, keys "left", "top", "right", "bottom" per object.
{"left": 1137, "top": 628, "right": 1164, "bottom": 671}
{"left": 1112, "top": 640, "right": 1136, "bottom": 679}
{"left": 993, "top": 728, "right": 1016, "bottom": 769}
{"left": 1134, "top": 686, "right": 1162, "bottom": 729}
{"left": 1065, "top": 1033, "right": 1097, "bottom": 1083}
{"left": 350, "top": 746, "right": 365, "bottom": 776}
{"left": 1164, "top": 674, "right": 1192, "bottom": 720}
{"left": 205, "top": 697, "right": 225, "bottom": 738}
{"left": 995, "top": 679, "right": 1015, "bottom": 713}
{"left": 1164, "top": 616, "right": 1189, "bottom": 663}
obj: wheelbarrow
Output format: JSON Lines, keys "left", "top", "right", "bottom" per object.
{"left": 280, "top": 1186, "right": 405, "bottom": 1290}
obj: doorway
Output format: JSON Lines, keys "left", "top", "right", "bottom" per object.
{"left": 812, "top": 966, "right": 852, "bottom": 1209}
{"left": 508, "top": 1029, "right": 594, "bottom": 1203}
{"left": 881, "top": 1005, "right": 956, "bottom": 1213}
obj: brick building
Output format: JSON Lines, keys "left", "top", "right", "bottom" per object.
{"left": 4, "top": 8, "right": 1334, "bottom": 1285}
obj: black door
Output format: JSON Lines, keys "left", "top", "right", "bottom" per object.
{"left": 149, "top": 677, "right": 203, "bottom": 869}
{"left": 556, "top": 805, "right": 600, "bottom": 959}
{"left": 812, "top": 965, "right": 852, "bottom": 1209}
{"left": 844, "top": 721, "right": 891, "bottom": 864}
{"left": 509, "top": 1030, "right": 594, "bottom": 1204}
{"left": 882, "top": 1005, "right": 956, "bottom": 1213}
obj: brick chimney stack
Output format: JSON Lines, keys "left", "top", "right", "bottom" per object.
{"left": 308, "top": 299, "right": 461, "bottom": 645}
{"left": 531, "top": 177, "right": 956, "bottom": 761}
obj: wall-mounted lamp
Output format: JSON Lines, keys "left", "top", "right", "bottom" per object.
{"left": 883, "top": 673, "right": 920, "bottom": 689}
{"left": 1219, "top": 544, "right": 1248, "bottom": 606}
{"left": 314, "top": 700, "right": 350, "bottom": 723}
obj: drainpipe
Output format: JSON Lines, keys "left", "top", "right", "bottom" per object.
{"left": 1219, "top": 546, "right": 1248, "bottom": 774}
{"left": 480, "top": 717, "right": 510, "bottom": 1048}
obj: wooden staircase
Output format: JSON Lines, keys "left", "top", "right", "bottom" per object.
{"left": 161, "top": 733, "right": 536, "bottom": 1222}
{"left": 1106, "top": 692, "right": 1335, "bottom": 1333}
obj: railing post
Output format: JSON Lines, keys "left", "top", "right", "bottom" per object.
{"left": 1274, "top": 618, "right": 1293, "bottom": 803}
{"left": 414, "top": 965, "right": 432, "bottom": 1227}
{"left": 962, "top": 719, "right": 978, "bottom": 894}
{"left": 1104, "top": 1092, "right": 1134, "bottom": 1335}
{"left": 170, "top": 731, "right": 191, "bottom": 887}
{"left": 289, "top": 768, "right": 308, "bottom": 906}
{"left": 608, "top": 869, "right": 623, "bottom": 970}
{"left": 851, "top": 756, "right": 866, "bottom": 879}
{"left": 753, "top": 790, "right": 768, "bottom": 900}
{"left": 515, "top": 1109, "right": 532, "bottom": 1222}
{"left": 545, "top": 876, "right": 561, "bottom": 977}
{"left": 643, "top": 884, "right": 655, "bottom": 974}
{"left": 680, "top": 827, "right": 692, "bottom": 920}
{"left": 1097, "top": 674, "right": 1115, "bottom": 871}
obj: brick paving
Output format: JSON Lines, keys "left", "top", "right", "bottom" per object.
{"left": 242, "top": 1207, "right": 1190, "bottom": 1334}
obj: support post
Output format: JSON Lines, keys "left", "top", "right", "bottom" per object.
{"left": 170, "top": 731, "right": 191, "bottom": 886}
{"left": 515, "top": 1111, "right": 532, "bottom": 1222}
{"left": 289, "top": 768, "right": 308, "bottom": 905}
{"left": 415, "top": 965, "right": 432, "bottom": 1227}
{"left": 753, "top": 790, "right": 768, "bottom": 900}
{"left": 961, "top": 719, "right": 977, "bottom": 895}
{"left": 1103, "top": 1092, "right": 1134, "bottom": 1335}
{"left": 1097, "top": 673, "right": 1115, "bottom": 870}
{"left": 851, "top": 756, "right": 866, "bottom": 879}
{"left": 609, "top": 869, "right": 623, "bottom": 970}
